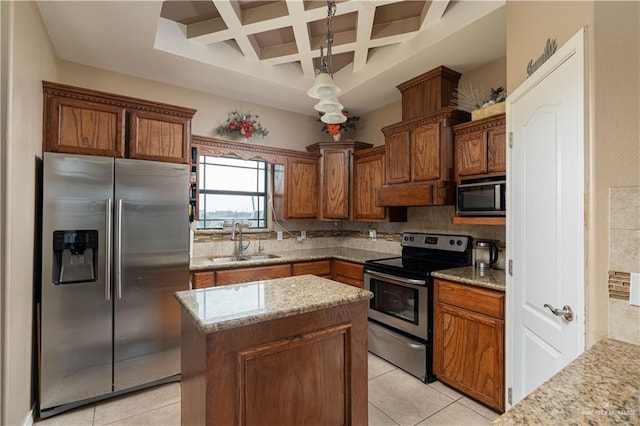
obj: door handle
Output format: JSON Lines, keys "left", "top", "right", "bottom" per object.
{"left": 115, "top": 199, "right": 123, "bottom": 299}
{"left": 544, "top": 303, "right": 574, "bottom": 321}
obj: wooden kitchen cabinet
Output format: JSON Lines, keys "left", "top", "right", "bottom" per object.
{"left": 333, "top": 260, "right": 364, "bottom": 288}
{"left": 273, "top": 157, "right": 319, "bottom": 220}
{"left": 191, "top": 271, "right": 215, "bottom": 289}
{"left": 292, "top": 260, "right": 332, "bottom": 278}
{"left": 43, "top": 81, "right": 196, "bottom": 163}
{"left": 378, "top": 109, "right": 468, "bottom": 207}
{"left": 215, "top": 264, "right": 292, "bottom": 286}
{"left": 128, "top": 110, "right": 191, "bottom": 163}
{"left": 384, "top": 129, "right": 411, "bottom": 184}
{"left": 306, "top": 141, "right": 372, "bottom": 221}
{"left": 44, "top": 94, "right": 126, "bottom": 157}
{"left": 454, "top": 113, "right": 506, "bottom": 182}
{"left": 352, "top": 146, "right": 407, "bottom": 222}
{"left": 433, "top": 278, "right": 505, "bottom": 413}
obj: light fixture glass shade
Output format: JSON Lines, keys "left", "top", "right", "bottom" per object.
{"left": 320, "top": 112, "right": 347, "bottom": 124}
{"left": 307, "top": 72, "right": 341, "bottom": 99}
{"left": 314, "top": 97, "right": 343, "bottom": 113}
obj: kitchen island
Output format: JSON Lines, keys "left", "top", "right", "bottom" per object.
{"left": 493, "top": 338, "right": 640, "bottom": 424}
{"left": 175, "top": 274, "right": 373, "bottom": 426}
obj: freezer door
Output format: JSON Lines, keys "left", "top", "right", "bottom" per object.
{"left": 113, "top": 158, "right": 189, "bottom": 391}
{"left": 40, "top": 153, "right": 114, "bottom": 411}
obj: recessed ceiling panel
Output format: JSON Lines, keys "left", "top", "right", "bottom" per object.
{"left": 308, "top": 11, "right": 358, "bottom": 50}
{"left": 160, "top": 1, "right": 220, "bottom": 25}
{"left": 250, "top": 26, "right": 298, "bottom": 60}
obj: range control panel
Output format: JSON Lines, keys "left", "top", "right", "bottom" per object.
{"left": 401, "top": 232, "right": 471, "bottom": 253}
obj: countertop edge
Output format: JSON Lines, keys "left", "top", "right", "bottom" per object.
{"left": 175, "top": 275, "right": 374, "bottom": 334}
{"left": 432, "top": 266, "right": 506, "bottom": 292}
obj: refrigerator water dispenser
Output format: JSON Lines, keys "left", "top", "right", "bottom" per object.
{"left": 52, "top": 230, "right": 98, "bottom": 284}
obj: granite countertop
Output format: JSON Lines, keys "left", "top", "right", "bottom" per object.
{"left": 175, "top": 274, "right": 374, "bottom": 334}
{"left": 432, "top": 266, "right": 505, "bottom": 291}
{"left": 493, "top": 338, "right": 640, "bottom": 425}
{"left": 190, "top": 247, "right": 397, "bottom": 271}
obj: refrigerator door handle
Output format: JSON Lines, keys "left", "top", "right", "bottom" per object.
{"left": 105, "top": 198, "right": 113, "bottom": 301}
{"left": 115, "top": 199, "right": 123, "bottom": 299}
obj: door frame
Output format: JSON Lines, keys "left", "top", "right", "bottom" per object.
{"left": 505, "top": 28, "right": 588, "bottom": 409}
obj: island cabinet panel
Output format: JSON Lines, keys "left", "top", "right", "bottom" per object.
{"left": 128, "top": 110, "right": 190, "bottom": 163}
{"left": 333, "top": 260, "right": 364, "bottom": 288}
{"left": 292, "top": 260, "right": 332, "bottom": 278}
{"left": 215, "top": 264, "right": 292, "bottom": 286}
{"left": 45, "top": 96, "right": 126, "bottom": 157}
{"left": 180, "top": 301, "right": 369, "bottom": 426}
{"left": 433, "top": 279, "right": 505, "bottom": 413}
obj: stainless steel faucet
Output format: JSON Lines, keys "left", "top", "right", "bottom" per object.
{"left": 230, "top": 221, "right": 250, "bottom": 256}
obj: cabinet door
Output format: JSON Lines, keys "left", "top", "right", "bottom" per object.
{"left": 191, "top": 271, "right": 215, "bottom": 289}
{"left": 411, "top": 123, "right": 440, "bottom": 181}
{"left": 434, "top": 304, "right": 504, "bottom": 412}
{"left": 292, "top": 260, "right": 332, "bottom": 278}
{"left": 487, "top": 127, "right": 506, "bottom": 174}
{"left": 352, "top": 149, "right": 386, "bottom": 221}
{"left": 216, "top": 264, "right": 292, "bottom": 286}
{"left": 45, "top": 96, "right": 126, "bottom": 157}
{"left": 385, "top": 129, "right": 411, "bottom": 184}
{"left": 333, "top": 260, "right": 364, "bottom": 288}
{"left": 129, "top": 110, "right": 191, "bottom": 164}
{"left": 321, "top": 150, "right": 350, "bottom": 220}
{"left": 286, "top": 158, "right": 318, "bottom": 219}
{"left": 456, "top": 131, "right": 487, "bottom": 178}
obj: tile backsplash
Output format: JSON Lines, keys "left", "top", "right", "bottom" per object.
{"left": 608, "top": 186, "right": 640, "bottom": 345}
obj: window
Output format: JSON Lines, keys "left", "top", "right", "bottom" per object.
{"left": 197, "top": 156, "right": 267, "bottom": 229}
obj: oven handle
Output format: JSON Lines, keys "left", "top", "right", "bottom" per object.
{"left": 365, "top": 270, "right": 426, "bottom": 286}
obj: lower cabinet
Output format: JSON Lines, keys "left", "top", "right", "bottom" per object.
{"left": 215, "top": 264, "right": 292, "bottom": 286}
{"left": 292, "top": 260, "right": 332, "bottom": 279}
{"left": 333, "top": 260, "right": 365, "bottom": 288}
{"left": 191, "top": 271, "right": 215, "bottom": 289}
{"left": 433, "top": 278, "right": 505, "bottom": 413}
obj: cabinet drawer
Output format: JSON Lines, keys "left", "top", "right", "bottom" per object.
{"left": 435, "top": 279, "right": 504, "bottom": 319}
{"left": 215, "top": 264, "right": 292, "bottom": 286}
{"left": 192, "top": 271, "right": 215, "bottom": 289}
{"left": 333, "top": 260, "right": 364, "bottom": 280}
{"left": 292, "top": 260, "right": 332, "bottom": 277}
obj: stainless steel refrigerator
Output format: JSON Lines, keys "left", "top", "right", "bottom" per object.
{"left": 39, "top": 152, "right": 189, "bottom": 418}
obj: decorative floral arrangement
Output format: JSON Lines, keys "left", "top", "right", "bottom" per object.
{"left": 318, "top": 111, "right": 360, "bottom": 136}
{"left": 215, "top": 111, "right": 269, "bottom": 139}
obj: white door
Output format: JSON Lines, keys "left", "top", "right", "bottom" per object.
{"left": 506, "top": 29, "right": 586, "bottom": 407}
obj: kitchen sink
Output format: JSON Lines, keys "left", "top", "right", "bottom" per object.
{"left": 209, "top": 254, "right": 280, "bottom": 264}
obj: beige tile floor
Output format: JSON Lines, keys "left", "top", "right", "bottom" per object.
{"left": 36, "top": 353, "right": 500, "bottom": 426}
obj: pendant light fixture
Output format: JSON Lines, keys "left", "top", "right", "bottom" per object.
{"left": 308, "top": 0, "right": 347, "bottom": 124}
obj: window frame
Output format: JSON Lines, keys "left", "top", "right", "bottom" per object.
{"left": 197, "top": 155, "right": 268, "bottom": 230}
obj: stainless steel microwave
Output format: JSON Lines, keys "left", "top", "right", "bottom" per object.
{"left": 456, "top": 178, "right": 506, "bottom": 216}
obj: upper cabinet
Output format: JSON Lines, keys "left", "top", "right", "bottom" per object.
{"left": 273, "top": 156, "right": 320, "bottom": 220}
{"left": 306, "top": 141, "right": 372, "bottom": 221}
{"left": 377, "top": 67, "right": 470, "bottom": 207}
{"left": 352, "top": 146, "right": 407, "bottom": 222}
{"left": 453, "top": 113, "right": 506, "bottom": 182}
{"left": 378, "top": 109, "right": 469, "bottom": 207}
{"left": 43, "top": 81, "right": 196, "bottom": 164}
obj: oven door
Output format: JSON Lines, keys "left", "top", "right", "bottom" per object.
{"left": 364, "top": 270, "right": 428, "bottom": 340}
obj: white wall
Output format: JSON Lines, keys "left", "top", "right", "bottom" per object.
{"left": 1, "top": 1, "right": 59, "bottom": 424}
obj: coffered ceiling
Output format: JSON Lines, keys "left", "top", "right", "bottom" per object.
{"left": 36, "top": 1, "right": 506, "bottom": 115}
